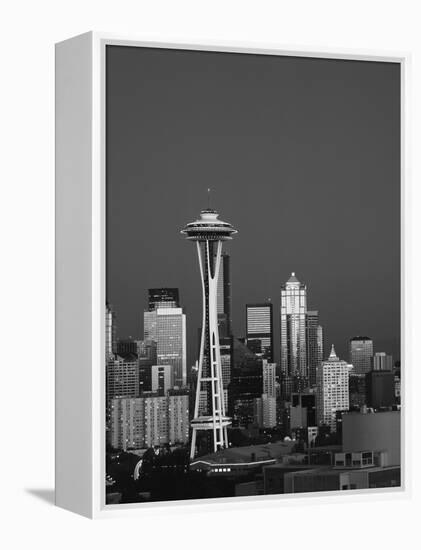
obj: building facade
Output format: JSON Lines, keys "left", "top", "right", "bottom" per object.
{"left": 110, "top": 393, "right": 189, "bottom": 450}
{"left": 144, "top": 306, "right": 187, "bottom": 388}
{"left": 280, "top": 273, "right": 307, "bottom": 379}
{"left": 349, "top": 336, "right": 373, "bottom": 374}
{"left": 306, "top": 311, "right": 323, "bottom": 387}
{"left": 373, "top": 352, "right": 393, "bottom": 371}
{"left": 148, "top": 288, "right": 179, "bottom": 310}
{"left": 246, "top": 302, "right": 274, "bottom": 362}
{"left": 316, "top": 345, "right": 353, "bottom": 431}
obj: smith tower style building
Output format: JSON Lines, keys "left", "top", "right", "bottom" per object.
{"left": 181, "top": 207, "right": 237, "bottom": 458}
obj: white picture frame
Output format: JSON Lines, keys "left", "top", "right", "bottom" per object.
{"left": 55, "top": 31, "right": 410, "bottom": 519}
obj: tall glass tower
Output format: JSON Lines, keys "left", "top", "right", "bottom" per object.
{"left": 181, "top": 207, "right": 237, "bottom": 458}
{"left": 280, "top": 272, "right": 307, "bottom": 378}
{"left": 246, "top": 302, "right": 274, "bottom": 362}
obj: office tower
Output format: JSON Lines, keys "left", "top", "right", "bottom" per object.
{"left": 181, "top": 206, "right": 237, "bottom": 457}
{"left": 246, "top": 302, "right": 274, "bottom": 362}
{"left": 349, "top": 373, "right": 367, "bottom": 410}
{"left": 155, "top": 307, "right": 187, "bottom": 388}
{"left": 110, "top": 392, "right": 189, "bottom": 451}
{"left": 105, "top": 303, "right": 116, "bottom": 360}
{"left": 373, "top": 352, "right": 393, "bottom": 371}
{"left": 316, "top": 345, "right": 353, "bottom": 431}
{"left": 262, "top": 360, "right": 277, "bottom": 398}
{"left": 148, "top": 288, "right": 179, "bottom": 311}
{"left": 137, "top": 339, "right": 157, "bottom": 363}
{"left": 306, "top": 311, "right": 323, "bottom": 387}
{"left": 138, "top": 340, "right": 157, "bottom": 394}
{"left": 280, "top": 273, "right": 307, "bottom": 379}
{"left": 349, "top": 336, "right": 373, "bottom": 374}
{"left": 220, "top": 335, "right": 233, "bottom": 389}
{"left": 106, "top": 359, "right": 139, "bottom": 403}
{"left": 116, "top": 337, "right": 138, "bottom": 358}
{"left": 366, "top": 370, "right": 395, "bottom": 409}
{"left": 144, "top": 307, "right": 187, "bottom": 388}
{"left": 230, "top": 351, "right": 264, "bottom": 428}
{"left": 290, "top": 393, "right": 316, "bottom": 429}
{"left": 254, "top": 394, "right": 277, "bottom": 428}
{"left": 216, "top": 253, "right": 232, "bottom": 337}
{"left": 151, "top": 364, "right": 174, "bottom": 395}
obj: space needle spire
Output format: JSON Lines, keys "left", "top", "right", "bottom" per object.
{"left": 181, "top": 201, "right": 237, "bottom": 459}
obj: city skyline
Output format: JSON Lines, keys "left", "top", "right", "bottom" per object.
{"left": 106, "top": 47, "right": 400, "bottom": 363}
{"left": 105, "top": 45, "right": 401, "bottom": 505}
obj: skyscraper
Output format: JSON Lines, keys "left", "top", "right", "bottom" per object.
{"left": 106, "top": 359, "right": 139, "bottom": 403}
{"left": 216, "top": 253, "right": 231, "bottom": 337}
{"left": 143, "top": 289, "right": 187, "bottom": 388}
{"left": 246, "top": 302, "right": 274, "bottom": 362}
{"left": 155, "top": 307, "right": 187, "bottom": 388}
{"left": 372, "top": 352, "right": 393, "bottom": 371}
{"left": 349, "top": 337, "right": 374, "bottom": 374}
{"left": 316, "top": 345, "right": 353, "bottom": 431}
{"left": 148, "top": 288, "right": 179, "bottom": 311}
{"left": 181, "top": 206, "right": 237, "bottom": 458}
{"left": 306, "top": 311, "right": 323, "bottom": 387}
{"left": 262, "top": 359, "right": 277, "bottom": 398}
{"left": 280, "top": 272, "right": 307, "bottom": 378}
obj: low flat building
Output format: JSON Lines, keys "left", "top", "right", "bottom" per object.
{"left": 190, "top": 441, "right": 295, "bottom": 477}
{"left": 283, "top": 465, "right": 400, "bottom": 493}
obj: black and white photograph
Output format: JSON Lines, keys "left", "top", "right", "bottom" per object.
{"left": 105, "top": 45, "right": 401, "bottom": 504}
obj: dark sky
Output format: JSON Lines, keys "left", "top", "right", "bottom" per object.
{"left": 106, "top": 45, "right": 400, "bottom": 366}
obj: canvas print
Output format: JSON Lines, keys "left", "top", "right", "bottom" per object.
{"left": 105, "top": 46, "right": 401, "bottom": 504}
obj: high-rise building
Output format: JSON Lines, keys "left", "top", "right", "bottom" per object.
{"left": 106, "top": 359, "right": 139, "bottom": 403}
{"left": 110, "top": 392, "right": 189, "bottom": 451}
{"left": 105, "top": 303, "right": 116, "bottom": 360}
{"left": 280, "top": 273, "right": 307, "bottom": 379}
{"left": 220, "top": 335, "right": 233, "bottom": 389}
{"left": 106, "top": 358, "right": 139, "bottom": 440}
{"left": 144, "top": 307, "right": 187, "bottom": 388}
{"left": 366, "top": 370, "right": 395, "bottom": 409}
{"left": 349, "top": 373, "right": 367, "bottom": 410}
{"left": 116, "top": 337, "right": 138, "bottom": 358}
{"left": 254, "top": 394, "right": 277, "bottom": 428}
{"left": 246, "top": 302, "right": 274, "bottom": 362}
{"left": 349, "top": 337, "right": 373, "bottom": 374}
{"left": 151, "top": 364, "right": 174, "bottom": 395}
{"left": 262, "top": 360, "right": 277, "bottom": 398}
{"left": 138, "top": 339, "right": 157, "bottom": 394}
{"left": 316, "top": 345, "right": 353, "bottom": 431}
{"left": 216, "top": 253, "right": 232, "bottom": 337}
{"left": 148, "top": 288, "right": 179, "bottom": 311}
{"left": 155, "top": 307, "right": 187, "bottom": 388}
{"left": 306, "top": 311, "right": 323, "bottom": 387}
{"left": 182, "top": 206, "right": 237, "bottom": 458}
{"left": 168, "top": 390, "right": 190, "bottom": 446}
{"left": 372, "top": 352, "right": 393, "bottom": 371}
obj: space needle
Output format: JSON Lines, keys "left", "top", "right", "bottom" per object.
{"left": 181, "top": 193, "right": 237, "bottom": 459}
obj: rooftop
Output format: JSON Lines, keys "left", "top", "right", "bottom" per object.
{"left": 190, "top": 441, "right": 295, "bottom": 467}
